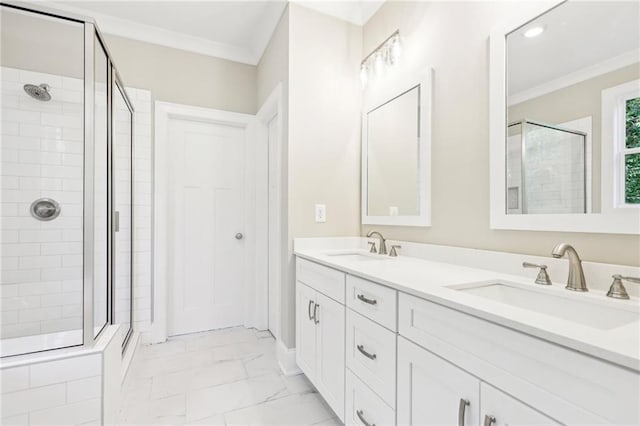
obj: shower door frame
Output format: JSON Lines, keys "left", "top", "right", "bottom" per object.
{"left": 1, "top": 1, "right": 136, "bottom": 354}
{"left": 111, "top": 72, "right": 135, "bottom": 351}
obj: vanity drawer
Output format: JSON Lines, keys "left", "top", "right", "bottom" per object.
{"left": 346, "top": 275, "right": 397, "bottom": 331}
{"left": 345, "top": 369, "right": 395, "bottom": 426}
{"left": 296, "top": 258, "right": 345, "bottom": 304}
{"left": 346, "top": 309, "right": 397, "bottom": 408}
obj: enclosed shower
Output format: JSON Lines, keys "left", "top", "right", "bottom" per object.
{"left": 0, "top": 3, "right": 134, "bottom": 357}
{"left": 506, "top": 119, "right": 588, "bottom": 215}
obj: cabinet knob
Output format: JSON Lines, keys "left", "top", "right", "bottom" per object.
{"left": 308, "top": 300, "right": 314, "bottom": 321}
{"left": 356, "top": 410, "right": 375, "bottom": 426}
{"left": 357, "top": 294, "right": 377, "bottom": 305}
{"left": 357, "top": 344, "right": 377, "bottom": 360}
{"left": 458, "top": 399, "right": 470, "bottom": 426}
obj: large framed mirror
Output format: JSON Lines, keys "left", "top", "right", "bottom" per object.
{"left": 490, "top": 0, "right": 640, "bottom": 234}
{"left": 362, "top": 69, "right": 433, "bottom": 226}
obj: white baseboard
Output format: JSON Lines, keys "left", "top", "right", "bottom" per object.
{"left": 276, "top": 339, "right": 302, "bottom": 377}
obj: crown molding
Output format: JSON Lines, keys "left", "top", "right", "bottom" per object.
{"left": 508, "top": 48, "right": 640, "bottom": 106}
{"left": 47, "top": 2, "right": 261, "bottom": 65}
{"left": 294, "top": 0, "right": 385, "bottom": 26}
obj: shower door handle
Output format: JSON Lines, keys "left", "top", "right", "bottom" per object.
{"left": 114, "top": 211, "right": 120, "bottom": 232}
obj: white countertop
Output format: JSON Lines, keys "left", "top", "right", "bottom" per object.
{"left": 294, "top": 247, "right": 640, "bottom": 372}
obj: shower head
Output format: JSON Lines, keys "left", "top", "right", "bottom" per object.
{"left": 23, "top": 83, "right": 51, "bottom": 102}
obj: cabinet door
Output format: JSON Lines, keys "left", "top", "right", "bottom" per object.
{"left": 480, "top": 383, "right": 561, "bottom": 426}
{"left": 397, "top": 337, "right": 480, "bottom": 426}
{"left": 315, "top": 291, "right": 346, "bottom": 422}
{"left": 295, "top": 282, "right": 317, "bottom": 380}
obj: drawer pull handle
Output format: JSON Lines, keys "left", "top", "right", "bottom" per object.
{"left": 357, "top": 344, "right": 377, "bottom": 360}
{"left": 313, "top": 303, "right": 320, "bottom": 324}
{"left": 356, "top": 410, "right": 375, "bottom": 426}
{"left": 458, "top": 399, "right": 470, "bottom": 426}
{"left": 357, "top": 294, "right": 377, "bottom": 305}
{"left": 308, "top": 300, "right": 314, "bottom": 321}
{"left": 483, "top": 415, "right": 496, "bottom": 426}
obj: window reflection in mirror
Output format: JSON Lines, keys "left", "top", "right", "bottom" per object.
{"left": 505, "top": 0, "right": 640, "bottom": 214}
{"left": 366, "top": 86, "right": 420, "bottom": 217}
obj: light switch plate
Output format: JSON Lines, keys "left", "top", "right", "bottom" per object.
{"left": 315, "top": 204, "right": 326, "bottom": 223}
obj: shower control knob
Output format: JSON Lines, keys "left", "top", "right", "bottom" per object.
{"left": 235, "top": 233, "right": 244, "bottom": 240}
{"left": 30, "top": 198, "right": 61, "bottom": 221}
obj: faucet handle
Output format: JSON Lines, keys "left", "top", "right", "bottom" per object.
{"left": 389, "top": 245, "right": 401, "bottom": 257}
{"left": 606, "top": 274, "right": 640, "bottom": 299}
{"left": 522, "top": 262, "right": 552, "bottom": 285}
{"left": 368, "top": 241, "right": 377, "bottom": 254}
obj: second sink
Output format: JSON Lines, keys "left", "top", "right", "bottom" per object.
{"left": 449, "top": 281, "right": 639, "bottom": 330}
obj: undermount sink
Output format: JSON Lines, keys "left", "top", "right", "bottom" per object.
{"left": 325, "top": 252, "right": 389, "bottom": 261}
{"left": 450, "top": 282, "right": 639, "bottom": 330}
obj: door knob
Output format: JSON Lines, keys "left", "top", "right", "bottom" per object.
{"left": 235, "top": 233, "right": 244, "bottom": 240}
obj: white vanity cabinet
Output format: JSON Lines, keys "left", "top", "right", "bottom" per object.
{"left": 294, "top": 256, "right": 639, "bottom": 426}
{"left": 295, "top": 260, "right": 346, "bottom": 421}
{"left": 480, "top": 383, "right": 560, "bottom": 426}
{"left": 397, "top": 336, "right": 480, "bottom": 426}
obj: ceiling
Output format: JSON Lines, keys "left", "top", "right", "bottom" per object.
{"left": 46, "top": 1, "right": 384, "bottom": 65}
{"left": 507, "top": 1, "right": 640, "bottom": 96}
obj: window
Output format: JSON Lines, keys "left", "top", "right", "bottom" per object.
{"left": 602, "top": 79, "right": 640, "bottom": 209}
{"left": 624, "top": 97, "right": 640, "bottom": 204}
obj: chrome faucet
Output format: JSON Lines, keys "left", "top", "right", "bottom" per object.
{"left": 551, "top": 243, "right": 588, "bottom": 292}
{"left": 366, "top": 231, "right": 387, "bottom": 255}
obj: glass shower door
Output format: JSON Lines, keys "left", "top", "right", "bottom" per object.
{"left": 112, "top": 79, "right": 133, "bottom": 348}
{"left": 0, "top": 7, "right": 85, "bottom": 356}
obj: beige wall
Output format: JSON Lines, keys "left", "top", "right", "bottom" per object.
{"left": 256, "top": 6, "right": 293, "bottom": 347}
{"left": 282, "top": 4, "right": 363, "bottom": 346}
{"left": 509, "top": 64, "right": 640, "bottom": 214}
{"left": 104, "top": 35, "right": 257, "bottom": 114}
{"left": 361, "top": 1, "right": 640, "bottom": 266}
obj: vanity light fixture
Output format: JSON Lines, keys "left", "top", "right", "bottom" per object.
{"left": 524, "top": 26, "right": 545, "bottom": 38}
{"left": 360, "top": 30, "right": 401, "bottom": 88}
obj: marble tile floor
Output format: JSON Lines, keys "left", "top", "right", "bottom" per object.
{"left": 118, "top": 327, "right": 341, "bottom": 426}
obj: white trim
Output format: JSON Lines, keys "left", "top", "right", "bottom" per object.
{"left": 47, "top": 2, "right": 268, "bottom": 65}
{"left": 276, "top": 339, "right": 302, "bottom": 377}
{"left": 489, "top": 7, "right": 640, "bottom": 235}
{"left": 251, "top": 84, "right": 284, "bottom": 340}
{"left": 508, "top": 49, "right": 640, "bottom": 106}
{"left": 153, "top": 101, "right": 256, "bottom": 343}
{"left": 361, "top": 68, "right": 433, "bottom": 227}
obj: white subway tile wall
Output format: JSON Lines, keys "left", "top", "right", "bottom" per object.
{"left": 0, "top": 353, "right": 101, "bottom": 424}
{"left": 1, "top": 67, "right": 84, "bottom": 341}
{"left": 0, "top": 67, "right": 152, "bottom": 346}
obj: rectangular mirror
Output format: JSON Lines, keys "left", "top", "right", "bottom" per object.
{"left": 362, "top": 69, "right": 433, "bottom": 226}
{"left": 490, "top": 0, "right": 640, "bottom": 234}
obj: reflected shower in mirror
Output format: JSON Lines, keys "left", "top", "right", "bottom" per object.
{"left": 505, "top": 0, "right": 640, "bottom": 215}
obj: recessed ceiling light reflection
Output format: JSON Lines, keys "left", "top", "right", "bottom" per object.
{"left": 524, "top": 26, "right": 545, "bottom": 38}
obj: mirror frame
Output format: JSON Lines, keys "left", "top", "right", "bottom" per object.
{"left": 361, "top": 68, "right": 433, "bottom": 227}
{"left": 489, "top": 2, "right": 640, "bottom": 234}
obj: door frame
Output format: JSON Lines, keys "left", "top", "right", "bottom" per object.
{"left": 152, "top": 101, "right": 256, "bottom": 343}
{"left": 253, "top": 84, "right": 284, "bottom": 340}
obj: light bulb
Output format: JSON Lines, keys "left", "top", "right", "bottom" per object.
{"left": 374, "top": 52, "right": 385, "bottom": 75}
{"left": 360, "top": 63, "right": 368, "bottom": 88}
{"left": 390, "top": 36, "right": 402, "bottom": 64}
{"left": 524, "top": 26, "right": 544, "bottom": 38}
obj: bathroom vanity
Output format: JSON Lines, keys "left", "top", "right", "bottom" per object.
{"left": 294, "top": 240, "right": 640, "bottom": 426}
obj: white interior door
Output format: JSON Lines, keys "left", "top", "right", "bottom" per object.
{"left": 167, "top": 118, "right": 245, "bottom": 336}
{"left": 267, "top": 116, "right": 280, "bottom": 338}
